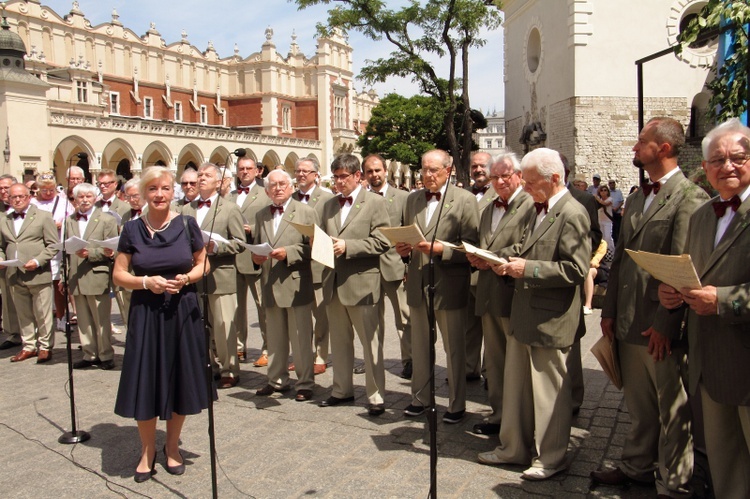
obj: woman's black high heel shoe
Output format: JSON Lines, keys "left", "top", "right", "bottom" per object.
{"left": 134, "top": 452, "right": 157, "bottom": 483}
{"left": 163, "top": 445, "right": 185, "bottom": 475}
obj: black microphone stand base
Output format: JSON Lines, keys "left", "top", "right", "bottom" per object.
{"left": 59, "top": 430, "right": 91, "bottom": 444}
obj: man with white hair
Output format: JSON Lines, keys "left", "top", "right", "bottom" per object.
{"left": 658, "top": 118, "right": 750, "bottom": 499}
{"left": 0, "top": 174, "right": 21, "bottom": 349}
{"left": 477, "top": 148, "right": 590, "bottom": 481}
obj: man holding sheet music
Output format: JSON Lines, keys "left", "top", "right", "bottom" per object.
{"left": 592, "top": 117, "right": 707, "bottom": 496}
{"left": 317, "top": 154, "right": 390, "bottom": 416}
{"left": 396, "top": 149, "right": 479, "bottom": 424}
{"left": 65, "top": 183, "right": 119, "bottom": 370}
{"left": 251, "top": 169, "right": 317, "bottom": 401}
{"left": 658, "top": 118, "right": 750, "bottom": 499}
{"left": 181, "top": 163, "right": 245, "bottom": 389}
{"left": 0, "top": 183, "right": 58, "bottom": 363}
{"left": 466, "top": 151, "right": 535, "bottom": 436}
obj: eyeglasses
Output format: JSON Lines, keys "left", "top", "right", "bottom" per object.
{"left": 490, "top": 173, "right": 515, "bottom": 182}
{"left": 267, "top": 182, "right": 290, "bottom": 189}
{"left": 125, "top": 194, "right": 140, "bottom": 200}
{"left": 97, "top": 180, "right": 116, "bottom": 187}
{"left": 421, "top": 167, "right": 445, "bottom": 177}
{"left": 9, "top": 195, "right": 28, "bottom": 200}
{"left": 706, "top": 153, "right": 750, "bottom": 169}
{"left": 181, "top": 181, "right": 197, "bottom": 186}
{"left": 332, "top": 173, "right": 353, "bottom": 181}
{"left": 294, "top": 169, "right": 315, "bottom": 176}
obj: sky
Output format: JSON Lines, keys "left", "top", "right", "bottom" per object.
{"left": 40, "top": 0, "right": 505, "bottom": 115}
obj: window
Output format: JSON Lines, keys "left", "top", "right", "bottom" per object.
{"left": 334, "top": 95, "right": 345, "bottom": 129}
{"left": 485, "top": 140, "right": 492, "bottom": 149}
{"left": 76, "top": 81, "right": 88, "bottom": 103}
{"left": 282, "top": 106, "right": 291, "bottom": 133}
{"left": 143, "top": 96, "right": 153, "bottom": 119}
{"left": 109, "top": 92, "right": 119, "bottom": 114}
{"left": 200, "top": 105, "right": 208, "bottom": 125}
{"left": 174, "top": 101, "right": 182, "bottom": 122}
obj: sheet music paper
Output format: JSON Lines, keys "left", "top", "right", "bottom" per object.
{"left": 625, "top": 249, "right": 702, "bottom": 290}
{"left": 288, "top": 222, "right": 335, "bottom": 269}
{"left": 233, "top": 238, "right": 274, "bottom": 257}
{"left": 377, "top": 224, "right": 426, "bottom": 246}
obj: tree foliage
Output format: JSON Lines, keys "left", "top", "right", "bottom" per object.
{"left": 679, "top": 0, "right": 749, "bottom": 123}
{"left": 357, "top": 93, "right": 480, "bottom": 169}
{"left": 292, "top": 0, "right": 503, "bottom": 184}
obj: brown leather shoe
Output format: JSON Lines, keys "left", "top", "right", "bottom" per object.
{"left": 237, "top": 350, "right": 246, "bottom": 361}
{"left": 218, "top": 376, "right": 239, "bottom": 389}
{"left": 590, "top": 467, "right": 649, "bottom": 486}
{"left": 36, "top": 349, "right": 52, "bottom": 364}
{"left": 10, "top": 349, "right": 37, "bottom": 362}
{"left": 253, "top": 353, "right": 268, "bottom": 367}
{"left": 313, "top": 363, "right": 326, "bottom": 375}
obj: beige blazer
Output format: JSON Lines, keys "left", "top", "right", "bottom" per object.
{"left": 230, "top": 184, "right": 270, "bottom": 275}
{"left": 402, "top": 186, "right": 479, "bottom": 310}
{"left": 603, "top": 171, "right": 708, "bottom": 344}
{"left": 95, "top": 197, "right": 131, "bottom": 218}
{"left": 320, "top": 189, "right": 390, "bottom": 307}
{"left": 508, "top": 192, "right": 590, "bottom": 348}
{"left": 0, "top": 205, "right": 58, "bottom": 286}
{"left": 474, "top": 191, "right": 535, "bottom": 317}
{"left": 684, "top": 195, "right": 750, "bottom": 406}
{"left": 65, "top": 208, "right": 118, "bottom": 295}
{"left": 181, "top": 197, "right": 245, "bottom": 294}
{"left": 378, "top": 186, "right": 409, "bottom": 283}
{"left": 254, "top": 199, "right": 316, "bottom": 308}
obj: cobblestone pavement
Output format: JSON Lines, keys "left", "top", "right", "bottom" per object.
{"left": 0, "top": 303, "right": 708, "bottom": 498}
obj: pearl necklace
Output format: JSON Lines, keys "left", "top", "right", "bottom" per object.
{"left": 144, "top": 215, "right": 172, "bottom": 233}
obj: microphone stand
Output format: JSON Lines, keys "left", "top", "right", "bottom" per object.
{"left": 201, "top": 149, "right": 243, "bottom": 499}
{"left": 425, "top": 162, "right": 454, "bottom": 498}
{"left": 59, "top": 175, "right": 90, "bottom": 444}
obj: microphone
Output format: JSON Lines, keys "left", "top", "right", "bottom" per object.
{"left": 233, "top": 148, "right": 247, "bottom": 158}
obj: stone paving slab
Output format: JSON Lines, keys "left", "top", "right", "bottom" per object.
{"left": 0, "top": 304, "right": 688, "bottom": 498}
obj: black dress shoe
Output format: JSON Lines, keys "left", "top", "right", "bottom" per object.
{"left": 73, "top": 358, "right": 101, "bottom": 369}
{"left": 368, "top": 404, "right": 385, "bottom": 416}
{"left": 0, "top": 339, "right": 21, "bottom": 350}
{"left": 99, "top": 360, "right": 115, "bottom": 370}
{"left": 256, "top": 384, "right": 289, "bottom": 396}
{"left": 318, "top": 395, "right": 355, "bottom": 407}
{"left": 163, "top": 445, "right": 185, "bottom": 475}
{"left": 399, "top": 361, "right": 413, "bottom": 379}
{"left": 353, "top": 365, "right": 366, "bottom": 374}
{"left": 295, "top": 389, "right": 313, "bottom": 401}
{"left": 472, "top": 423, "right": 500, "bottom": 435}
{"left": 134, "top": 453, "right": 157, "bottom": 483}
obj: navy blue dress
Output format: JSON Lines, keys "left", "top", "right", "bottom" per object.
{"left": 114, "top": 215, "right": 213, "bottom": 421}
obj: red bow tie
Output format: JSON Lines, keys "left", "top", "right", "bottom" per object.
{"left": 473, "top": 185, "right": 488, "bottom": 195}
{"left": 712, "top": 195, "right": 741, "bottom": 218}
{"left": 298, "top": 193, "right": 310, "bottom": 202}
{"left": 11, "top": 211, "right": 25, "bottom": 219}
{"left": 270, "top": 205, "right": 284, "bottom": 215}
{"left": 237, "top": 187, "right": 250, "bottom": 195}
{"left": 75, "top": 213, "right": 87, "bottom": 221}
{"left": 131, "top": 209, "right": 142, "bottom": 217}
{"left": 197, "top": 199, "right": 212, "bottom": 209}
{"left": 425, "top": 191, "right": 441, "bottom": 202}
{"left": 101, "top": 200, "right": 112, "bottom": 207}
{"left": 372, "top": 190, "right": 384, "bottom": 196}
{"left": 534, "top": 201, "right": 548, "bottom": 214}
{"left": 641, "top": 181, "right": 661, "bottom": 196}
{"left": 493, "top": 198, "right": 509, "bottom": 210}
{"left": 338, "top": 196, "right": 353, "bottom": 207}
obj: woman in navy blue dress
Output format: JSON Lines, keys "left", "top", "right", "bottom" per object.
{"left": 113, "top": 166, "right": 211, "bottom": 482}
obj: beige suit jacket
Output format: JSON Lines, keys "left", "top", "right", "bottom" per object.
{"left": 254, "top": 200, "right": 316, "bottom": 308}
{"left": 377, "top": 186, "right": 409, "bottom": 283}
{"left": 181, "top": 197, "right": 245, "bottom": 294}
{"left": 508, "top": 192, "right": 590, "bottom": 348}
{"left": 293, "top": 186, "right": 335, "bottom": 284}
{"left": 475, "top": 191, "right": 535, "bottom": 317}
{"left": 402, "top": 187, "right": 479, "bottom": 310}
{"left": 231, "top": 184, "right": 270, "bottom": 275}
{"left": 684, "top": 195, "right": 750, "bottom": 406}
{"left": 603, "top": 171, "right": 708, "bottom": 344}
{"left": 320, "top": 189, "right": 390, "bottom": 307}
{"left": 0, "top": 205, "right": 58, "bottom": 286}
{"left": 95, "top": 197, "right": 130, "bottom": 218}
{"left": 65, "top": 208, "right": 118, "bottom": 295}
{"left": 470, "top": 188, "right": 499, "bottom": 286}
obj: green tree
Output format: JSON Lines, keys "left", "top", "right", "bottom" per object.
{"left": 679, "top": 0, "right": 749, "bottom": 123}
{"left": 292, "top": 0, "right": 503, "bottom": 185}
